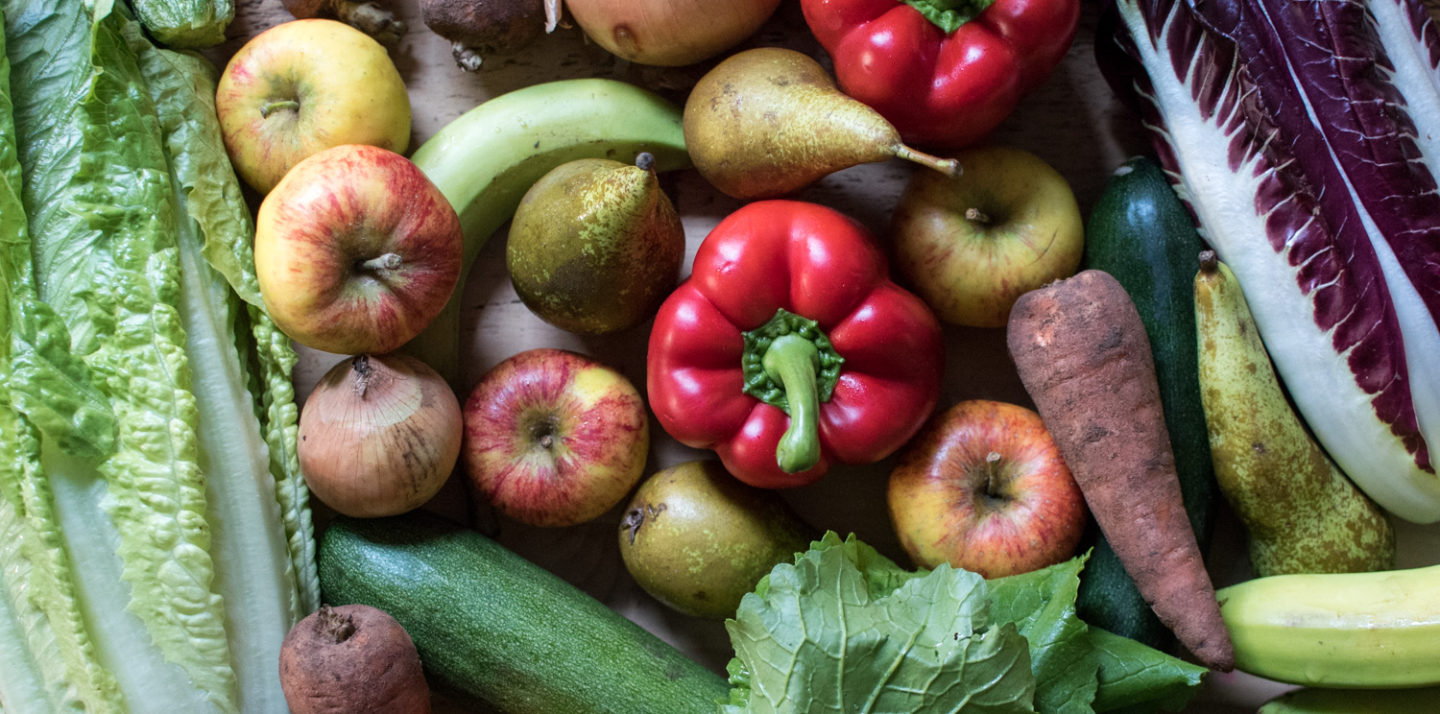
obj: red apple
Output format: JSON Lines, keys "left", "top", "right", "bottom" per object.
{"left": 254, "top": 144, "right": 462, "bottom": 356}
{"left": 890, "top": 145, "right": 1084, "bottom": 328}
{"left": 216, "top": 18, "right": 412, "bottom": 195}
{"left": 887, "top": 399, "right": 1087, "bottom": 578}
{"left": 462, "top": 348, "right": 649, "bottom": 527}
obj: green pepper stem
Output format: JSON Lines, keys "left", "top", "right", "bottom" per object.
{"left": 762, "top": 334, "right": 822, "bottom": 474}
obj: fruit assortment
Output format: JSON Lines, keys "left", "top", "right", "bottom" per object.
{"left": 4, "top": 0, "right": 1439, "bottom": 712}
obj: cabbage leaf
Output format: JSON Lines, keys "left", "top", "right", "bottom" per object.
{"left": 724, "top": 534, "right": 1205, "bottom": 714}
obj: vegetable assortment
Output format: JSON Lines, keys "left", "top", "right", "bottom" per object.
{"left": 4, "top": 0, "right": 1439, "bottom": 711}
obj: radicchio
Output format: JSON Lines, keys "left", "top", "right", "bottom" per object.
{"left": 1102, "top": 0, "right": 1440, "bottom": 522}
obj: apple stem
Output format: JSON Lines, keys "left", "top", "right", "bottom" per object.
{"left": 965, "top": 207, "right": 991, "bottom": 224}
{"left": 894, "top": 145, "right": 961, "bottom": 177}
{"left": 258, "top": 99, "right": 300, "bottom": 119}
{"left": 762, "top": 334, "right": 822, "bottom": 474}
{"left": 984, "top": 451, "right": 1004, "bottom": 499}
{"left": 359, "top": 252, "right": 403, "bottom": 273}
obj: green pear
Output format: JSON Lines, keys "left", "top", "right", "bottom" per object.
{"left": 1195, "top": 253, "right": 1394, "bottom": 575}
{"left": 682, "top": 46, "right": 958, "bottom": 200}
{"left": 506, "top": 153, "right": 685, "bottom": 334}
{"left": 618, "top": 460, "right": 814, "bottom": 620}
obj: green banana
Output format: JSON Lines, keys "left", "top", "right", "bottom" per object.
{"left": 1193, "top": 251, "right": 1393, "bottom": 576}
{"left": 404, "top": 78, "right": 691, "bottom": 383}
{"left": 1259, "top": 686, "right": 1440, "bottom": 713}
{"left": 1216, "top": 563, "right": 1440, "bottom": 688}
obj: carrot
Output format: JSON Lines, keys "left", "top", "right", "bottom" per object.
{"left": 1006, "top": 269, "right": 1235, "bottom": 671}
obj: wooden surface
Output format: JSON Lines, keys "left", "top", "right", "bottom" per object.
{"left": 215, "top": 1, "right": 1440, "bottom": 711}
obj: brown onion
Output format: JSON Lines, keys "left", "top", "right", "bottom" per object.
{"left": 298, "top": 353, "right": 461, "bottom": 517}
{"left": 564, "top": 0, "right": 781, "bottom": 67}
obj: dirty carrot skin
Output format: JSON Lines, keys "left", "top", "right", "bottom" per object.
{"left": 1006, "top": 269, "right": 1235, "bottom": 671}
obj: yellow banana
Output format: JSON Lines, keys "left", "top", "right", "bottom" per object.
{"left": 1194, "top": 251, "right": 1393, "bottom": 576}
{"left": 1217, "top": 563, "right": 1440, "bottom": 688}
{"left": 403, "top": 79, "right": 691, "bottom": 382}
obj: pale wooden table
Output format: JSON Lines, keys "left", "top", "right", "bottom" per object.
{"left": 216, "top": 1, "right": 1440, "bottom": 711}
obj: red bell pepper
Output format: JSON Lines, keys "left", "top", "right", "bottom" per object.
{"left": 647, "top": 200, "right": 945, "bottom": 489}
{"left": 800, "top": 0, "right": 1080, "bottom": 148}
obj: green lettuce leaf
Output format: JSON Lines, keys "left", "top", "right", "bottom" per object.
{"left": 725, "top": 532, "right": 1036, "bottom": 713}
{"left": 126, "top": 17, "right": 319, "bottom": 623}
{"left": 989, "top": 557, "right": 1099, "bottom": 714}
{"left": 725, "top": 536, "right": 1207, "bottom": 714}
{"left": 129, "top": 0, "right": 233, "bottom": 49}
{"left": 0, "top": 7, "right": 123, "bottom": 710}
{"left": 15, "top": 1, "right": 238, "bottom": 703}
{"left": 1089, "top": 628, "right": 1205, "bottom": 713}
{"left": 2, "top": 1, "right": 311, "bottom": 710}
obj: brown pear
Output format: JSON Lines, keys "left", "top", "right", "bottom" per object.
{"left": 683, "top": 47, "right": 958, "bottom": 200}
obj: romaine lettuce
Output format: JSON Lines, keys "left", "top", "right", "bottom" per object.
{"left": 129, "top": 0, "right": 233, "bottom": 49}
{"left": 0, "top": 1, "right": 316, "bottom": 711}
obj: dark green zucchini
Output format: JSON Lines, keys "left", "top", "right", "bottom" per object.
{"left": 317, "top": 511, "right": 730, "bottom": 714}
{"left": 1077, "top": 155, "right": 1219, "bottom": 651}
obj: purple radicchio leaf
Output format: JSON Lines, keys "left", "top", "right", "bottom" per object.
{"left": 1104, "top": 0, "right": 1440, "bottom": 522}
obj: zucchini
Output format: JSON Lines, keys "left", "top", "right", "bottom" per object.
{"left": 1076, "top": 155, "right": 1218, "bottom": 650}
{"left": 317, "top": 512, "right": 730, "bottom": 714}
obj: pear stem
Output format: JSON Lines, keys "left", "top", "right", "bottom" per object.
{"left": 894, "top": 145, "right": 961, "bottom": 177}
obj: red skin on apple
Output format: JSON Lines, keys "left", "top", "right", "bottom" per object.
{"left": 462, "top": 348, "right": 649, "bottom": 527}
{"left": 888, "top": 399, "right": 1087, "bottom": 578}
{"left": 254, "top": 144, "right": 462, "bottom": 356}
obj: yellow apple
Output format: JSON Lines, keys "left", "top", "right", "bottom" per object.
{"left": 216, "top": 18, "right": 411, "bottom": 195}
{"left": 890, "top": 145, "right": 1085, "bottom": 328}
{"left": 254, "top": 144, "right": 462, "bottom": 356}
